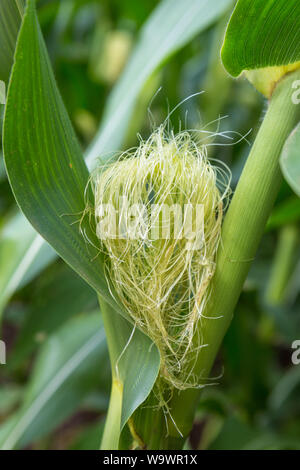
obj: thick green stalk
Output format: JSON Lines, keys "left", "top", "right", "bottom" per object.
{"left": 136, "top": 69, "right": 300, "bottom": 448}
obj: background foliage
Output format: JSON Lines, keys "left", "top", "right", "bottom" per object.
{"left": 0, "top": 0, "right": 299, "bottom": 450}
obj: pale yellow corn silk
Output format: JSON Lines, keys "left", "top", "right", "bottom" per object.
{"left": 90, "top": 125, "right": 230, "bottom": 398}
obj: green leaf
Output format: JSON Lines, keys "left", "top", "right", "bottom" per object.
{"left": 86, "top": 0, "right": 232, "bottom": 163}
{"left": 221, "top": 0, "right": 300, "bottom": 96}
{"left": 0, "top": 0, "right": 24, "bottom": 84}
{"left": 280, "top": 123, "right": 300, "bottom": 197}
{"left": 0, "top": 313, "right": 109, "bottom": 450}
{"left": 3, "top": 0, "right": 121, "bottom": 315}
{"left": 0, "top": 1, "right": 38, "bottom": 318}
{"left": 222, "top": 0, "right": 300, "bottom": 77}
{"left": 267, "top": 196, "right": 300, "bottom": 231}
{"left": 99, "top": 298, "right": 160, "bottom": 450}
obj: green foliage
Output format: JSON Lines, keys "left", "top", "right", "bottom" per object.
{"left": 0, "top": 0, "right": 24, "bottom": 83}
{"left": 222, "top": 0, "right": 300, "bottom": 77}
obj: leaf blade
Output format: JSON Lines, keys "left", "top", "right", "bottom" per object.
{"left": 0, "top": 0, "right": 24, "bottom": 84}
{"left": 221, "top": 0, "right": 300, "bottom": 78}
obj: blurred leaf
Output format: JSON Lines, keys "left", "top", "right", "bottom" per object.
{"left": 8, "top": 265, "right": 97, "bottom": 370}
{"left": 222, "top": 0, "right": 300, "bottom": 77}
{"left": 86, "top": 0, "right": 232, "bottom": 163}
{"left": 0, "top": 0, "right": 25, "bottom": 83}
{"left": 209, "top": 416, "right": 258, "bottom": 450}
{"left": 222, "top": 299, "right": 271, "bottom": 412}
{"left": 99, "top": 299, "right": 160, "bottom": 449}
{"left": 267, "top": 196, "right": 300, "bottom": 230}
{"left": 280, "top": 123, "right": 300, "bottom": 197}
{"left": 242, "top": 434, "right": 300, "bottom": 450}
{"left": 269, "top": 366, "right": 300, "bottom": 420}
{"left": 70, "top": 420, "right": 105, "bottom": 450}
{"left": 0, "top": 212, "right": 55, "bottom": 316}
{"left": 0, "top": 312, "right": 109, "bottom": 450}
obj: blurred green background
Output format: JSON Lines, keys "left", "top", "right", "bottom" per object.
{"left": 0, "top": 0, "right": 299, "bottom": 450}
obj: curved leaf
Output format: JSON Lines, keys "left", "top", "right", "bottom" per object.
{"left": 222, "top": 0, "right": 300, "bottom": 77}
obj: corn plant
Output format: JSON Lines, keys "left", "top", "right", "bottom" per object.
{"left": 0, "top": 0, "right": 300, "bottom": 451}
